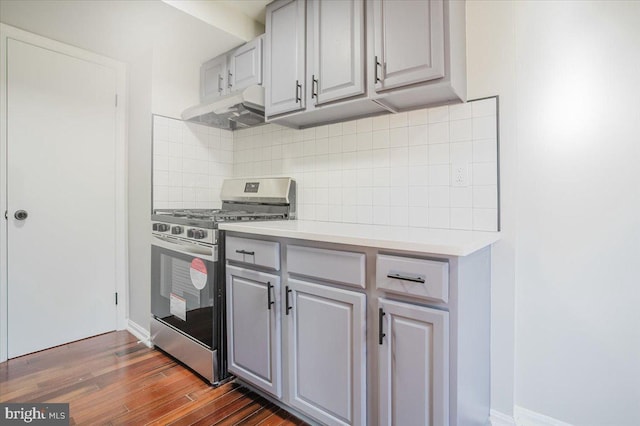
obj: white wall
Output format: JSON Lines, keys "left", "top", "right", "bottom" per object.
{"left": 469, "top": 1, "right": 640, "bottom": 424}
{"left": 514, "top": 1, "right": 640, "bottom": 424}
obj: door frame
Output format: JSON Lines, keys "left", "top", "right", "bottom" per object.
{"left": 0, "top": 24, "right": 129, "bottom": 362}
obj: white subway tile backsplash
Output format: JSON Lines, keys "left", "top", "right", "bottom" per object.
{"left": 428, "top": 106, "right": 449, "bottom": 124}
{"left": 408, "top": 186, "right": 429, "bottom": 207}
{"left": 408, "top": 165, "right": 429, "bottom": 186}
{"left": 450, "top": 119, "right": 473, "bottom": 142}
{"left": 450, "top": 187, "right": 472, "bottom": 208}
{"left": 409, "top": 207, "right": 429, "bottom": 227}
{"left": 201, "top": 98, "right": 499, "bottom": 231}
{"left": 428, "top": 186, "right": 450, "bottom": 208}
{"left": 408, "top": 145, "right": 429, "bottom": 166}
{"left": 372, "top": 129, "right": 390, "bottom": 149}
{"left": 328, "top": 123, "right": 343, "bottom": 137}
{"left": 408, "top": 125, "right": 428, "bottom": 146}
{"left": 473, "top": 162, "right": 498, "bottom": 185}
{"left": 342, "top": 120, "right": 357, "bottom": 135}
{"left": 450, "top": 208, "right": 473, "bottom": 230}
{"left": 388, "top": 112, "right": 408, "bottom": 128}
{"left": 356, "top": 117, "right": 373, "bottom": 133}
{"left": 473, "top": 116, "right": 497, "bottom": 140}
{"left": 473, "top": 208, "right": 498, "bottom": 231}
{"left": 389, "top": 127, "right": 409, "bottom": 147}
{"left": 389, "top": 206, "right": 409, "bottom": 226}
{"left": 429, "top": 207, "right": 451, "bottom": 229}
{"left": 428, "top": 122, "right": 449, "bottom": 144}
{"left": 429, "top": 165, "right": 450, "bottom": 186}
{"left": 449, "top": 102, "right": 473, "bottom": 121}
{"left": 372, "top": 114, "right": 390, "bottom": 131}
{"left": 428, "top": 144, "right": 450, "bottom": 165}
{"left": 408, "top": 109, "right": 429, "bottom": 126}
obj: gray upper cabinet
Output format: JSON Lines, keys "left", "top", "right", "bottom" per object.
{"left": 200, "top": 55, "right": 227, "bottom": 102}
{"left": 309, "top": 0, "right": 365, "bottom": 106}
{"left": 229, "top": 36, "right": 263, "bottom": 92}
{"left": 373, "top": 0, "right": 445, "bottom": 92}
{"left": 265, "top": 0, "right": 306, "bottom": 116}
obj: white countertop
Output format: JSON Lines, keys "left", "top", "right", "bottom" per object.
{"left": 219, "top": 220, "right": 501, "bottom": 257}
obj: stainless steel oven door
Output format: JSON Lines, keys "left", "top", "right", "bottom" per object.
{"left": 151, "top": 235, "right": 218, "bottom": 349}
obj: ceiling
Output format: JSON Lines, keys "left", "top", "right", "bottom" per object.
{"left": 221, "top": 0, "right": 271, "bottom": 25}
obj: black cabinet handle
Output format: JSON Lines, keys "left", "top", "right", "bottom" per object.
{"left": 311, "top": 75, "right": 318, "bottom": 100}
{"left": 295, "top": 80, "right": 302, "bottom": 103}
{"left": 386, "top": 272, "right": 426, "bottom": 284}
{"left": 235, "top": 249, "right": 255, "bottom": 256}
{"left": 285, "top": 286, "right": 293, "bottom": 315}
{"left": 375, "top": 56, "right": 382, "bottom": 83}
{"left": 378, "top": 308, "right": 386, "bottom": 345}
{"left": 267, "top": 282, "right": 274, "bottom": 310}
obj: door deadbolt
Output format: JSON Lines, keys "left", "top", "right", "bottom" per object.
{"left": 14, "top": 210, "right": 28, "bottom": 220}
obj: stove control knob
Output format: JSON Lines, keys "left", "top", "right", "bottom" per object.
{"left": 153, "top": 223, "right": 169, "bottom": 232}
{"left": 187, "top": 229, "right": 194, "bottom": 238}
{"left": 194, "top": 230, "right": 207, "bottom": 240}
{"left": 171, "top": 226, "right": 183, "bottom": 235}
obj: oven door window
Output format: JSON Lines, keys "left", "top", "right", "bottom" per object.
{"left": 151, "top": 245, "right": 216, "bottom": 349}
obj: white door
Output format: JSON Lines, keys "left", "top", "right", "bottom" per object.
{"left": 265, "top": 0, "right": 306, "bottom": 116}
{"left": 226, "top": 265, "right": 282, "bottom": 398}
{"left": 373, "top": 0, "right": 445, "bottom": 92}
{"left": 309, "top": 0, "right": 365, "bottom": 105}
{"left": 378, "top": 298, "right": 450, "bottom": 426}
{"left": 286, "top": 278, "right": 366, "bottom": 426}
{"left": 6, "top": 38, "right": 119, "bottom": 358}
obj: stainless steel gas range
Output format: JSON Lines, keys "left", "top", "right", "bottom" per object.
{"left": 150, "top": 177, "right": 296, "bottom": 384}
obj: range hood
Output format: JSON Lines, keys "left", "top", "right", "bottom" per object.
{"left": 181, "top": 85, "right": 265, "bottom": 130}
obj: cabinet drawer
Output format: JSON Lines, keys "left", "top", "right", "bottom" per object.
{"left": 287, "top": 245, "right": 365, "bottom": 288}
{"left": 376, "top": 254, "right": 448, "bottom": 303}
{"left": 226, "top": 236, "right": 280, "bottom": 270}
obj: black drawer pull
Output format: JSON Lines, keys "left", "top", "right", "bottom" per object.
{"left": 285, "top": 286, "right": 292, "bottom": 315}
{"left": 387, "top": 272, "right": 426, "bottom": 284}
{"left": 378, "top": 308, "right": 386, "bottom": 345}
{"left": 267, "top": 282, "right": 274, "bottom": 310}
{"left": 235, "top": 249, "right": 255, "bottom": 256}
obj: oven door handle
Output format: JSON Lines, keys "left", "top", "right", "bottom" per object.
{"left": 152, "top": 235, "right": 217, "bottom": 261}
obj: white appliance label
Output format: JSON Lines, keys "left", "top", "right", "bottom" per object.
{"left": 170, "top": 293, "right": 187, "bottom": 321}
{"left": 190, "top": 258, "right": 208, "bottom": 290}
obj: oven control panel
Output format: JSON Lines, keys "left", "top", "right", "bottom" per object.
{"left": 152, "top": 222, "right": 217, "bottom": 245}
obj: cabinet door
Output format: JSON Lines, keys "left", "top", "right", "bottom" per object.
{"left": 229, "top": 36, "right": 263, "bottom": 92}
{"left": 286, "top": 279, "right": 366, "bottom": 425}
{"left": 373, "top": 0, "right": 445, "bottom": 92}
{"left": 201, "top": 55, "right": 227, "bottom": 102}
{"left": 265, "top": 0, "right": 306, "bottom": 116}
{"left": 309, "top": 0, "right": 365, "bottom": 105}
{"left": 226, "top": 265, "right": 281, "bottom": 398}
{"left": 378, "top": 298, "right": 449, "bottom": 426}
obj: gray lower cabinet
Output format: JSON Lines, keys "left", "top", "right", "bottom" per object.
{"left": 286, "top": 278, "right": 366, "bottom": 425}
{"left": 226, "top": 264, "right": 282, "bottom": 398}
{"left": 225, "top": 232, "right": 491, "bottom": 425}
{"left": 378, "top": 298, "right": 449, "bottom": 426}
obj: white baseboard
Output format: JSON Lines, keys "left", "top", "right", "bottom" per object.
{"left": 490, "top": 409, "right": 517, "bottom": 426}
{"left": 126, "top": 319, "right": 152, "bottom": 348}
{"left": 514, "top": 406, "right": 573, "bottom": 426}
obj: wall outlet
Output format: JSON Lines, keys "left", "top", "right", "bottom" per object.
{"left": 452, "top": 163, "right": 469, "bottom": 187}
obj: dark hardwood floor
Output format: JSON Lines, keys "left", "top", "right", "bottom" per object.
{"left": 0, "top": 331, "right": 305, "bottom": 425}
